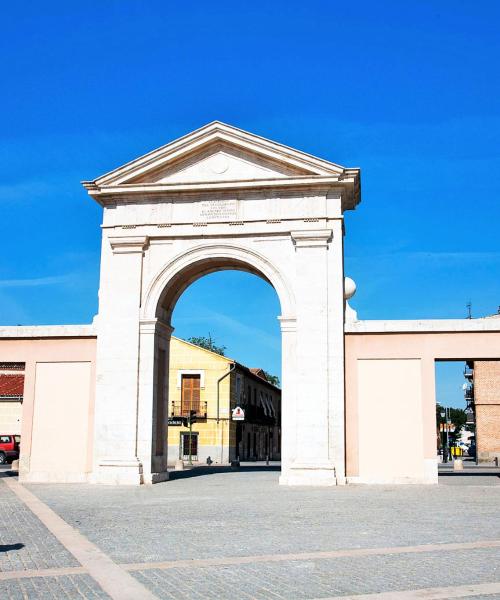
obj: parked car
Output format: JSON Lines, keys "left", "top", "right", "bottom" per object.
{"left": 0, "top": 435, "right": 20, "bottom": 464}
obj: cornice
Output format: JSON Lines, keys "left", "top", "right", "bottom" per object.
{"left": 108, "top": 235, "right": 149, "bottom": 254}
{"left": 291, "top": 229, "right": 333, "bottom": 248}
{"left": 84, "top": 175, "right": 360, "bottom": 211}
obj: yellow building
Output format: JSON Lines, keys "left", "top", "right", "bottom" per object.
{"left": 168, "top": 337, "right": 281, "bottom": 466}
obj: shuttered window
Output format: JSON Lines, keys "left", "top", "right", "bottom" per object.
{"left": 181, "top": 374, "right": 201, "bottom": 416}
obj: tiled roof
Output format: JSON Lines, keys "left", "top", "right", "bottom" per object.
{"left": 0, "top": 374, "right": 24, "bottom": 396}
{"left": 250, "top": 368, "right": 267, "bottom": 380}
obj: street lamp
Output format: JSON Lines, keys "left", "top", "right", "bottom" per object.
{"left": 440, "top": 407, "right": 450, "bottom": 463}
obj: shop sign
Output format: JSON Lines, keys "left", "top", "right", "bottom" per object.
{"left": 232, "top": 406, "right": 245, "bottom": 421}
{"left": 168, "top": 417, "right": 187, "bottom": 426}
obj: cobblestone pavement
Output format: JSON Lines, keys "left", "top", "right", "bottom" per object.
{"left": 0, "top": 574, "right": 109, "bottom": 599}
{"left": 27, "top": 468, "right": 500, "bottom": 564}
{"left": 0, "top": 467, "right": 499, "bottom": 599}
{"left": 132, "top": 547, "right": 499, "bottom": 599}
{"left": 0, "top": 474, "right": 78, "bottom": 573}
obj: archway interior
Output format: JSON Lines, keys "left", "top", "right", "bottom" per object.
{"left": 435, "top": 360, "right": 473, "bottom": 465}
{"left": 155, "top": 264, "right": 282, "bottom": 472}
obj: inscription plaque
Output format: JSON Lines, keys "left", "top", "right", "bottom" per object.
{"left": 199, "top": 199, "right": 238, "bottom": 222}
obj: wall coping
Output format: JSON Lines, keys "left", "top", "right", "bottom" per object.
{"left": 346, "top": 318, "right": 500, "bottom": 334}
{"left": 0, "top": 324, "right": 97, "bottom": 339}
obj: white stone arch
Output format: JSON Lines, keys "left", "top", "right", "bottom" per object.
{"left": 136, "top": 240, "right": 297, "bottom": 485}
{"left": 142, "top": 242, "right": 296, "bottom": 323}
{"left": 88, "top": 122, "right": 359, "bottom": 487}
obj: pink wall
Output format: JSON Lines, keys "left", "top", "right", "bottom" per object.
{"left": 0, "top": 336, "right": 97, "bottom": 479}
{"left": 345, "top": 330, "right": 500, "bottom": 478}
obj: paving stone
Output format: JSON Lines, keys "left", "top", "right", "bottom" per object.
{"left": 26, "top": 470, "right": 500, "bottom": 564}
{"left": 0, "top": 575, "right": 109, "bottom": 599}
{"left": 132, "top": 547, "right": 500, "bottom": 599}
{"left": 0, "top": 476, "right": 78, "bottom": 572}
{"left": 2, "top": 468, "right": 496, "bottom": 599}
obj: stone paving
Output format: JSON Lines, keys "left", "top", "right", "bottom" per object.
{"left": 0, "top": 466, "right": 499, "bottom": 599}
{"left": 133, "top": 547, "right": 500, "bottom": 599}
{"left": 0, "top": 574, "right": 109, "bottom": 599}
{"left": 0, "top": 474, "right": 78, "bottom": 573}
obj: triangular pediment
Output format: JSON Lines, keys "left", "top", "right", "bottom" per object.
{"left": 130, "top": 142, "right": 310, "bottom": 184}
{"left": 83, "top": 122, "right": 361, "bottom": 210}
{"left": 88, "top": 121, "right": 347, "bottom": 187}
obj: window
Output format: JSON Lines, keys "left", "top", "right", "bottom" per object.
{"left": 236, "top": 376, "right": 241, "bottom": 401}
{"left": 247, "top": 385, "right": 251, "bottom": 405}
{"left": 181, "top": 432, "right": 198, "bottom": 461}
{"left": 0, "top": 436, "right": 11, "bottom": 443}
{"left": 181, "top": 374, "right": 201, "bottom": 416}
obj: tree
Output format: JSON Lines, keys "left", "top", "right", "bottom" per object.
{"left": 262, "top": 370, "right": 280, "bottom": 387}
{"left": 186, "top": 334, "right": 226, "bottom": 356}
{"left": 436, "top": 403, "right": 467, "bottom": 444}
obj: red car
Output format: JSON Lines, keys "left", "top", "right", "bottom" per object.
{"left": 0, "top": 435, "right": 20, "bottom": 464}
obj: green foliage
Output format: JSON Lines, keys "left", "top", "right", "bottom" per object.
{"left": 186, "top": 334, "right": 226, "bottom": 356}
{"left": 262, "top": 370, "right": 280, "bottom": 387}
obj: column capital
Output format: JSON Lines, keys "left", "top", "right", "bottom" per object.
{"left": 278, "top": 316, "right": 297, "bottom": 332}
{"left": 108, "top": 235, "right": 149, "bottom": 254}
{"left": 139, "top": 318, "right": 174, "bottom": 337}
{"left": 291, "top": 229, "right": 332, "bottom": 248}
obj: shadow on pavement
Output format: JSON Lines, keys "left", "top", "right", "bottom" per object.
{"left": 0, "top": 543, "right": 24, "bottom": 553}
{"left": 168, "top": 465, "right": 281, "bottom": 480}
{"left": 439, "top": 471, "right": 500, "bottom": 478}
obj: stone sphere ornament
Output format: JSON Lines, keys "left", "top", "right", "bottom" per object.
{"left": 344, "top": 277, "right": 357, "bottom": 300}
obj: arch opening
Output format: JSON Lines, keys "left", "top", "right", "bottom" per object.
{"left": 143, "top": 250, "right": 289, "bottom": 482}
{"left": 157, "top": 258, "right": 275, "bottom": 324}
{"left": 142, "top": 243, "right": 295, "bottom": 325}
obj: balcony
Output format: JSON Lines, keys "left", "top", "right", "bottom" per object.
{"left": 464, "top": 385, "right": 474, "bottom": 402}
{"left": 237, "top": 403, "right": 277, "bottom": 426}
{"left": 464, "top": 366, "right": 474, "bottom": 380}
{"left": 170, "top": 401, "right": 207, "bottom": 419}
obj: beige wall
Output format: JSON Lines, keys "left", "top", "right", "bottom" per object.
{"left": 357, "top": 359, "right": 423, "bottom": 483}
{"left": 0, "top": 400, "right": 22, "bottom": 435}
{"left": 30, "top": 362, "right": 93, "bottom": 481}
{"left": 346, "top": 330, "right": 500, "bottom": 484}
{"left": 0, "top": 335, "right": 97, "bottom": 482}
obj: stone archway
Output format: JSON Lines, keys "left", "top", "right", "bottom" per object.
{"left": 138, "top": 243, "right": 295, "bottom": 484}
{"left": 85, "top": 122, "right": 361, "bottom": 486}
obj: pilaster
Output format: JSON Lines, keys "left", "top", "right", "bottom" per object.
{"left": 91, "top": 235, "right": 148, "bottom": 485}
{"left": 137, "top": 318, "right": 173, "bottom": 484}
{"left": 281, "top": 229, "right": 337, "bottom": 486}
{"left": 277, "top": 316, "right": 297, "bottom": 482}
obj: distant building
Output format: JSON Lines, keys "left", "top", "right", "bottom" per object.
{"left": 168, "top": 337, "right": 281, "bottom": 465}
{"left": 0, "top": 362, "right": 24, "bottom": 435}
{"left": 465, "top": 356, "right": 500, "bottom": 463}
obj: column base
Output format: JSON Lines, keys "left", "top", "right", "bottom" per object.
{"left": 91, "top": 458, "right": 144, "bottom": 485}
{"left": 279, "top": 461, "right": 338, "bottom": 486}
{"left": 143, "top": 471, "right": 169, "bottom": 484}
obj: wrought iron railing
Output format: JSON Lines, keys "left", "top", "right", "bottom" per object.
{"left": 464, "top": 366, "right": 474, "bottom": 380}
{"left": 170, "top": 401, "right": 207, "bottom": 419}
{"left": 464, "top": 385, "right": 474, "bottom": 401}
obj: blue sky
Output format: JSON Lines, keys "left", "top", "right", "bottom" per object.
{"left": 1, "top": 1, "right": 499, "bottom": 405}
